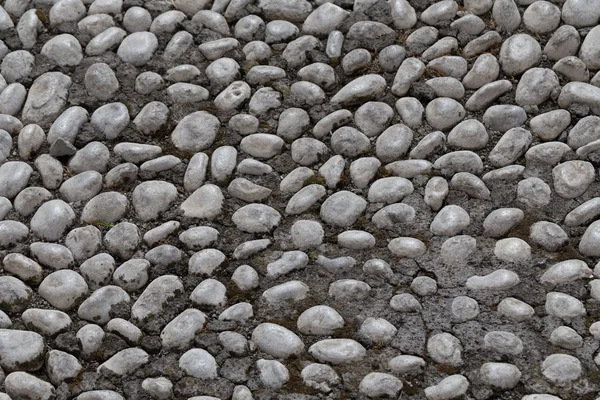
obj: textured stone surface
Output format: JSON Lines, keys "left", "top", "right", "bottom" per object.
{"left": 0, "top": 1, "right": 598, "bottom": 399}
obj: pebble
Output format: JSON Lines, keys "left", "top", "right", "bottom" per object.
{"left": 0, "top": 161, "right": 32, "bottom": 199}
{"left": 0, "top": 220, "right": 29, "bottom": 247}
{"left": 545, "top": 292, "right": 586, "bottom": 319}
{"left": 99, "top": 348, "right": 149, "bottom": 376}
{"left": 297, "top": 305, "right": 344, "bottom": 335}
{"left": 30, "top": 242, "right": 74, "bottom": 270}
{"left": 190, "top": 278, "right": 227, "bottom": 308}
{"left": 552, "top": 160, "right": 595, "bottom": 198}
{"left": 117, "top": 32, "right": 158, "bottom": 66}
{"left": 22, "top": 308, "right": 71, "bottom": 335}
{"left": 517, "top": 177, "right": 552, "bottom": 208}
{"left": 330, "top": 74, "right": 386, "bottom": 105}
{"left": 483, "top": 208, "right": 524, "bottom": 237}
{"left": 424, "top": 176, "right": 449, "bottom": 211}
{"left": 541, "top": 354, "right": 582, "bottom": 384}
{"left": 550, "top": 326, "right": 583, "bottom": 349}
{"left": 17, "top": 124, "right": 45, "bottom": 160}
{"left": 46, "top": 349, "right": 83, "bottom": 386}
{"left": 77, "top": 285, "right": 129, "bottom": 323}
{"left": 541, "top": 259, "right": 593, "bottom": 287}
{"left": 359, "top": 372, "right": 403, "bottom": 398}
{"left": 266, "top": 251, "right": 308, "bottom": 278}
{"left": 424, "top": 375, "right": 469, "bottom": 400}
{"left": 499, "top": 34, "right": 542, "bottom": 75}
{"left": 359, "top": 317, "right": 397, "bottom": 345}
{"left": 142, "top": 377, "right": 173, "bottom": 400}
{"left": 240, "top": 134, "right": 284, "bottom": 159}
{"left": 291, "top": 220, "right": 324, "bottom": 249}
{"left": 113, "top": 259, "right": 149, "bottom": 292}
{"left": 430, "top": 205, "right": 470, "bottom": 236}
{"left": 5, "top": 372, "right": 54, "bottom": 400}
{"left": 451, "top": 296, "right": 479, "bottom": 320}
{"left": 466, "top": 269, "right": 520, "bottom": 290}
{"left": 39, "top": 270, "right": 88, "bottom": 311}
{"left": 257, "top": 359, "right": 289, "bottom": 389}
{"left": 30, "top": 200, "right": 75, "bottom": 241}
{"left": 301, "top": 363, "right": 340, "bottom": 392}
{"left": 565, "top": 198, "right": 600, "bottom": 226}
{"left": 132, "top": 275, "right": 183, "bottom": 322}
{"left": 497, "top": 297, "right": 535, "bottom": 321}
{"left": 40, "top": 34, "right": 83, "bottom": 67}
{"left": 395, "top": 98, "right": 424, "bottom": 128}
{"left": 309, "top": 339, "right": 366, "bottom": 364}
{"left": 530, "top": 221, "right": 569, "bottom": 251}
{"left": 320, "top": 191, "right": 366, "bottom": 227}
{"left": 516, "top": 68, "right": 560, "bottom": 106}
{"left": 180, "top": 184, "right": 224, "bottom": 220}
{"left": 233, "top": 204, "right": 281, "bottom": 232}
{"left": 580, "top": 220, "right": 600, "bottom": 256}
{"left": 161, "top": 309, "right": 206, "bottom": 350}
{"left": 0, "top": 329, "right": 45, "bottom": 371}
{"left": 479, "top": 363, "right": 521, "bottom": 389}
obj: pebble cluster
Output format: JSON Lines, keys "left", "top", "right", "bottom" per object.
{"left": 0, "top": 0, "right": 600, "bottom": 398}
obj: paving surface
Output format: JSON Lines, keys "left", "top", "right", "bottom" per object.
{"left": 0, "top": 0, "right": 600, "bottom": 398}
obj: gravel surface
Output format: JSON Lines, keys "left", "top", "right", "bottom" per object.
{"left": 0, "top": 0, "right": 600, "bottom": 399}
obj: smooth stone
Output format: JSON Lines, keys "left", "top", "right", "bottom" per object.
{"left": 463, "top": 53, "right": 500, "bottom": 89}
{"left": 427, "top": 332, "right": 462, "bottom": 366}
{"left": 39, "top": 270, "right": 88, "bottom": 311}
{"left": 388, "top": 237, "right": 426, "bottom": 258}
{"left": 99, "top": 348, "right": 149, "bottom": 376}
{"left": 252, "top": 323, "right": 304, "bottom": 358}
{"left": 545, "top": 292, "right": 586, "bottom": 319}
{"left": 550, "top": 326, "right": 583, "bottom": 349}
{"left": 5, "top": 372, "right": 54, "bottom": 399}
{"left": 466, "top": 269, "right": 520, "bottom": 289}
{"left": 565, "top": 198, "right": 600, "bottom": 226}
{"left": 499, "top": 34, "right": 542, "bottom": 75}
{"left": 482, "top": 105, "right": 527, "bottom": 133}
{"left": 580, "top": 220, "right": 600, "bottom": 256}
{"left": 541, "top": 354, "right": 582, "bottom": 384}
{"left": 330, "top": 74, "right": 386, "bottom": 105}
{"left": 359, "top": 372, "right": 403, "bottom": 398}
{"left": 240, "top": 134, "right": 284, "bottom": 159}
{"left": 41, "top": 34, "right": 83, "bottom": 67}
{"left": 232, "top": 204, "right": 281, "bottom": 232}
{"left": 426, "top": 98, "right": 465, "bottom": 131}
{"left": 529, "top": 110, "right": 571, "bottom": 141}
{"left": 309, "top": 339, "right": 366, "bottom": 364}
{"left": 558, "top": 82, "right": 600, "bottom": 114}
{"left": 0, "top": 161, "right": 33, "bottom": 199}
{"left": 541, "top": 259, "right": 593, "bottom": 287}
{"left": 483, "top": 208, "right": 524, "bottom": 237}
{"left": 552, "top": 161, "right": 595, "bottom": 198}
{"left": 180, "top": 184, "right": 224, "bottom": 220}
{"left": 297, "top": 305, "right": 344, "bottom": 335}
{"left": 117, "top": 32, "right": 158, "bottom": 66}
{"left": 425, "top": 375, "right": 469, "bottom": 400}
{"left": 430, "top": 205, "right": 470, "bottom": 236}
{"left": 112, "top": 259, "right": 149, "bottom": 292}
{"left": 497, "top": 298, "right": 535, "bottom": 321}
{"left": 132, "top": 275, "right": 184, "bottom": 323}
{"left": 320, "top": 191, "right": 367, "bottom": 227}
{"left": 22, "top": 308, "right": 71, "bottom": 336}
{"left": 161, "top": 309, "right": 207, "bottom": 350}
{"left": 266, "top": 251, "right": 308, "bottom": 279}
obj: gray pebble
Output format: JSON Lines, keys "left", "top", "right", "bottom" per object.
{"left": 80, "top": 253, "right": 115, "bottom": 290}
{"left": 60, "top": 171, "right": 103, "bottom": 202}
{"left": 40, "top": 270, "right": 88, "bottom": 311}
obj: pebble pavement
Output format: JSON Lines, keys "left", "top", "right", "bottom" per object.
{"left": 0, "top": 0, "right": 599, "bottom": 398}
